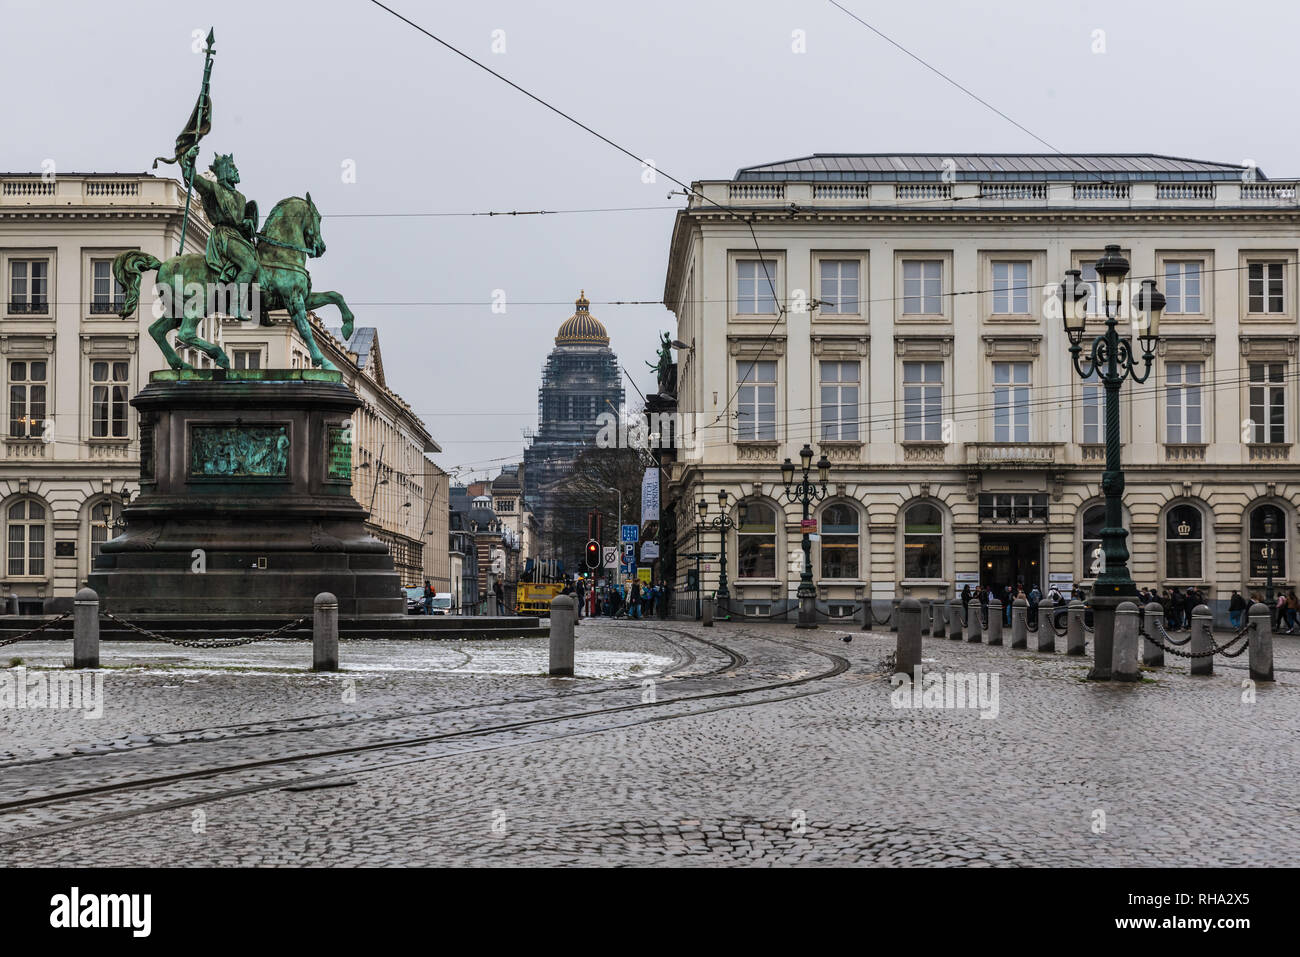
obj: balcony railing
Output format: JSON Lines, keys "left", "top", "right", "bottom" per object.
{"left": 7, "top": 301, "right": 49, "bottom": 315}
{"left": 696, "top": 179, "right": 1300, "bottom": 210}
{"left": 965, "top": 442, "right": 1060, "bottom": 466}
{"left": 89, "top": 300, "right": 125, "bottom": 315}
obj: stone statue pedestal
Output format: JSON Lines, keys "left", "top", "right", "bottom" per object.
{"left": 89, "top": 369, "right": 402, "bottom": 617}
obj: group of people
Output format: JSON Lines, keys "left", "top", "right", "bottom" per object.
{"left": 961, "top": 582, "right": 1068, "bottom": 626}
{"left": 562, "top": 577, "right": 672, "bottom": 620}
{"left": 1137, "top": 586, "right": 1208, "bottom": 630}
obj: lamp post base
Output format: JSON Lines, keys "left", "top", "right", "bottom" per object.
{"left": 796, "top": 592, "right": 817, "bottom": 630}
{"left": 1086, "top": 595, "right": 1128, "bottom": 681}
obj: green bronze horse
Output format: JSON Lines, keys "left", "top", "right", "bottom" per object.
{"left": 114, "top": 193, "right": 354, "bottom": 371}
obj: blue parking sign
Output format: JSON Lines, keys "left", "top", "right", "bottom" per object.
{"left": 621, "top": 524, "right": 639, "bottom": 544}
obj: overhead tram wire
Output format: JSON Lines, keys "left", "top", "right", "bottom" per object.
{"left": 363, "top": 0, "right": 784, "bottom": 431}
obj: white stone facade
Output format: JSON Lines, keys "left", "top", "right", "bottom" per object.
{"left": 661, "top": 155, "right": 1300, "bottom": 621}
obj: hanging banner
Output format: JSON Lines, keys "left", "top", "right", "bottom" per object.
{"left": 641, "top": 467, "right": 660, "bottom": 524}
{"left": 641, "top": 541, "right": 660, "bottom": 561}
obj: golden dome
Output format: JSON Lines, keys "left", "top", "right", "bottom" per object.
{"left": 555, "top": 290, "right": 610, "bottom": 345}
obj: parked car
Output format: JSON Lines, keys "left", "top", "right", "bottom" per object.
{"left": 429, "top": 593, "right": 453, "bottom": 616}
{"left": 403, "top": 585, "right": 426, "bottom": 615}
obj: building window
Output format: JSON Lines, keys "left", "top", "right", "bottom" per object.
{"left": 1163, "top": 261, "right": 1202, "bottom": 314}
{"left": 1077, "top": 261, "right": 1101, "bottom": 316}
{"left": 1081, "top": 504, "right": 1106, "bottom": 577}
{"left": 736, "top": 360, "right": 776, "bottom": 441}
{"left": 1248, "top": 262, "right": 1285, "bottom": 314}
{"left": 818, "top": 260, "right": 859, "bottom": 314}
{"left": 737, "top": 502, "right": 777, "bottom": 578}
{"left": 1081, "top": 368, "right": 1103, "bottom": 445}
{"left": 819, "top": 503, "right": 859, "bottom": 579}
{"left": 1248, "top": 362, "right": 1286, "bottom": 443}
{"left": 978, "top": 493, "right": 1048, "bottom": 523}
{"left": 991, "top": 261, "right": 1030, "bottom": 314}
{"left": 1165, "top": 504, "right": 1203, "bottom": 580}
{"left": 902, "top": 260, "right": 942, "bottom": 315}
{"left": 1166, "top": 362, "right": 1203, "bottom": 443}
{"left": 736, "top": 260, "right": 778, "bottom": 315}
{"left": 7, "top": 499, "right": 46, "bottom": 577}
{"left": 232, "top": 349, "right": 261, "bottom": 370}
{"left": 90, "top": 360, "right": 130, "bottom": 438}
{"left": 902, "top": 360, "right": 942, "bottom": 441}
{"left": 992, "top": 361, "right": 1030, "bottom": 442}
{"left": 91, "top": 260, "right": 126, "bottom": 314}
{"left": 1248, "top": 504, "right": 1286, "bottom": 580}
{"left": 9, "top": 259, "right": 49, "bottom": 314}
{"left": 903, "top": 503, "right": 943, "bottom": 579}
{"left": 8, "top": 359, "right": 47, "bottom": 439}
{"left": 819, "top": 360, "right": 859, "bottom": 440}
{"left": 495, "top": 499, "right": 515, "bottom": 513}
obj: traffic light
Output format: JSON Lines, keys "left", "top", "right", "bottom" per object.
{"left": 584, "top": 539, "right": 600, "bottom": 569}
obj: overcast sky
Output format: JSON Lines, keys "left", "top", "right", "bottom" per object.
{"left": 4, "top": 0, "right": 1299, "bottom": 478}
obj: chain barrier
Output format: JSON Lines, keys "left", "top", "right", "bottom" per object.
{"left": 1150, "top": 617, "right": 1193, "bottom": 647}
{"left": 101, "top": 612, "right": 308, "bottom": 649}
{"left": 1137, "top": 618, "right": 1252, "bottom": 660}
{"left": 0, "top": 613, "right": 72, "bottom": 648}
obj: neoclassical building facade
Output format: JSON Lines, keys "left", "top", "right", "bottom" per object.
{"left": 661, "top": 154, "right": 1300, "bottom": 622}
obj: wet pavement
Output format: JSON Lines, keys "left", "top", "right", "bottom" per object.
{"left": 0, "top": 618, "right": 1295, "bottom": 867}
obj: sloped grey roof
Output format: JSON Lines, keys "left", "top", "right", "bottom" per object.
{"left": 734, "top": 154, "right": 1264, "bottom": 182}
{"left": 328, "top": 326, "right": 376, "bottom": 368}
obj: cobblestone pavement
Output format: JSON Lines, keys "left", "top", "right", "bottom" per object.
{"left": 0, "top": 619, "right": 1295, "bottom": 867}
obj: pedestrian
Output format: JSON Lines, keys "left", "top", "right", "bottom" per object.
{"left": 1228, "top": 590, "right": 1246, "bottom": 629}
{"left": 1168, "top": 587, "right": 1183, "bottom": 629}
{"left": 423, "top": 578, "right": 433, "bottom": 616}
{"left": 1287, "top": 590, "right": 1298, "bottom": 634}
{"left": 1183, "top": 587, "right": 1199, "bottom": 631}
{"left": 1277, "top": 592, "right": 1289, "bottom": 631}
{"left": 493, "top": 579, "right": 505, "bottom": 616}
{"left": 1003, "top": 585, "right": 1014, "bottom": 625}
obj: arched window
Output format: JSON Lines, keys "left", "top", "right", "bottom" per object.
{"left": 737, "top": 502, "right": 777, "bottom": 579}
{"left": 7, "top": 499, "right": 46, "bottom": 577}
{"left": 820, "top": 503, "right": 859, "bottom": 579}
{"left": 1165, "top": 504, "right": 1203, "bottom": 579}
{"left": 90, "top": 499, "right": 117, "bottom": 564}
{"left": 1081, "top": 504, "right": 1106, "bottom": 577}
{"left": 1249, "top": 504, "right": 1286, "bottom": 580}
{"left": 904, "top": 503, "right": 943, "bottom": 579}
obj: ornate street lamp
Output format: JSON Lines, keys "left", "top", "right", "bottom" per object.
{"left": 699, "top": 489, "right": 746, "bottom": 617}
{"left": 1061, "top": 244, "right": 1163, "bottom": 679}
{"left": 781, "top": 443, "right": 831, "bottom": 629}
{"left": 1264, "top": 509, "right": 1277, "bottom": 604}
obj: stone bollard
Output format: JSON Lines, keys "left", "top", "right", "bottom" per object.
{"left": 919, "top": 599, "right": 932, "bottom": 636}
{"left": 948, "top": 599, "right": 964, "bottom": 641}
{"left": 73, "top": 587, "right": 100, "bottom": 670}
{"left": 987, "top": 598, "right": 1003, "bottom": 646}
{"left": 966, "top": 603, "right": 982, "bottom": 643}
{"left": 895, "top": 597, "right": 923, "bottom": 677}
{"left": 312, "top": 592, "right": 339, "bottom": 672}
{"left": 1036, "top": 598, "right": 1056, "bottom": 652}
{"left": 1190, "top": 604, "right": 1213, "bottom": 676}
{"left": 1141, "top": 601, "right": 1165, "bottom": 667}
{"left": 702, "top": 596, "right": 714, "bottom": 628}
{"left": 1066, "top": 601, "right": 1086, "bottom": 656}
{"left": 1112, "top": 601, "right": 1140, "bottom": 681}
{"left": 1010, "top": 597, "right": 1028, "bottom": 649}
{"left": 548, "top": 595, "right": 576, "bottom": 676}
{"left": 932, "top": 600, "right": 947, "bottom": 639}
{"left": 1247, "top": 601, "right": 1275, "bottom": 682}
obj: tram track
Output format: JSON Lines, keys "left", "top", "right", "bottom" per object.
{"left": 0, "top": 624, "right": 740, "bottom": 772}
{"left": 0, "top": 625, "right": 853, "bottom": 846}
